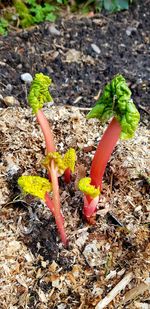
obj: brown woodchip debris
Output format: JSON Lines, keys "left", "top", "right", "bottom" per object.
{"left": 0, "top": 106, "right": 149, "bottom": 308}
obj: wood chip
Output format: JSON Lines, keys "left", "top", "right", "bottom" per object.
{"left": 120, "top": 282, "right": 150, "bottom": 305}
{"left": 95, "top": 272, "right": 133, "bottom": 309}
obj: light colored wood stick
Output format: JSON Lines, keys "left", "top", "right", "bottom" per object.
{"left": 95, "top": 272, "right": 133, "bottom": 309}
{"left": 120, "top": 282, "right": 150, "bottom": 305}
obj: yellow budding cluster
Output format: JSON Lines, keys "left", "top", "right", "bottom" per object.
{"left": 18, "top": 175, "right": 52, "bottom": 201}
{"left": 18, "top": 148, "right": 76, "bottom": 201}
{"left": 43, "top": 148, "right": 76, "bottom": 175}
{"left": 78, "top": 177, "right": 100, "bottom": 198}
{"left": 63, "top": 148, "right": 76, "bottom": 173}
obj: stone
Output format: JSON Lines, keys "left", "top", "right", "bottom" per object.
{"left": 48, "top": 24, "right": 61, "bottom": 36}
{"left": 126, "top": 26, "right": 137, "bottom": 36}
{"left": 91, "top": 43, "right": 101, "bottom": 54}
{"left": 3, "top": 96, "right": 20, "bottom": 107}
{"left": 6, "top": 84, "right": 13, "bottom": 92}
{"left": 21, "top": 72, "right": 33, "bottom": 84}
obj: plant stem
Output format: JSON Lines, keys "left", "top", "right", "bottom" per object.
{"left": 83, "top": 195, "right": 99, "bottom": 218}
{"left": 45, "top": 192, "right": 55, "bottom": 215}
{"left": 90, "top": 117, "right": 121, "bottom": 189}
{"left": 36, "top": 109, "right": 55, "bottom": 153}
{"left": 83, "top": 117, "right": 121, "bottom": 221}
{"left": 64, "top": 167, "right": 71, "bottom": 183}
{"left": 36, "top": 109, "right": 67, "bottom": 245}
{"left": 49, "top": 160, "right": 68, "bottom": 246}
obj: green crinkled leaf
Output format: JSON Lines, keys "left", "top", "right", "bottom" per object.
{"left": 104, "top": 0, "right": 129, "bottom": 12}
{"left": 28, "top": 73, "right": 53, "bottom": 114}
{"left": 87, "top": 74, "right": 140, "bottom": 139}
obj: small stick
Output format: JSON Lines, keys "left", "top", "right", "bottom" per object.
{"left": 95, "top": 272, "right": 133, "bottom": 309}
{"left": 120, "top": 282, "right": 150, "bottom": 306}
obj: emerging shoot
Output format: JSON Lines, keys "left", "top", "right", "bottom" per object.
{"left": 79, "top": 74, "right": 140, "bottom": 221}
{"left": 18, "top": 73, "right": 76, "bottom": 246}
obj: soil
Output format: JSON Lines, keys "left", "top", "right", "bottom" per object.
{"left": 0, "top": 1, "right": 150, "bottom": 120}
{"left": 0, "top": 1, "right": 150, "bottom": 309}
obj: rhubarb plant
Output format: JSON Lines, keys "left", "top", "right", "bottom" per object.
{"left": 78, "top": 74, "right": 140, "bottom": 221}
{"left": 18, "top": 73, "right": 76, "bottom": 246}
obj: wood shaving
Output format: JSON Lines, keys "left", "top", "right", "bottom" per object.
{"left": 0, "top": 106, "right": 149, "bottom": 308}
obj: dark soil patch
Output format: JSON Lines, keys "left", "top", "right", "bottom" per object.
{"left": 21, "top": 217, "right": 59, "bottom": 262}
{"left": 0, "top": 0, "right": 150, "bottom": 120}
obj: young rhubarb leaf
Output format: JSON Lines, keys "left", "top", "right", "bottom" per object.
{"left": 42, "top": 152, "right": 66, "bottom": 176}
{"left": 78, "top": 177, "right": 100, "bottom": 198}
{"left": 18, "top": 175, "right": 52, "bottom": 200}
{"left": 28, "top": 73, "right": 53, "bottom": 114}
{"left": 63, "top": 148, "right": 76, "bottom": 173}
{"left": 87, "top": 74, "right": 140, "bottom": 139}
{"left": 43, "top": 148, "right": 77, "bottom": 176}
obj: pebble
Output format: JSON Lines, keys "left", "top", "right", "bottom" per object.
{"left": 6, "top": 84, "right": 13, "bottom": 92}
{"left": 91, "top": 43, "right": 101, "bottom": 54}
{"left": 136, "top": 78, "right": 143, "bottom": 84}
{"left": 21, "top": 72, "right": 33, "bottom": 84}
{"left": 126, "top": 26, "right": 137, "bottom": 36}
{"left": 75, "top": 231, "right": 89, "bottom": 248}
{"left": 3, "top": 96, "right": 20, "bottom": 107}
{"left": 17, "top": 63, "right": 23, "bottom": 69}
{"left": 48, "top": 24, "right": 61, "bottom": 36}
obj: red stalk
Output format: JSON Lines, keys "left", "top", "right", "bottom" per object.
{"left": 45, "top": 192, "right": 64, "bottom": 222}
{"left": 83, "top": 117, "right": 121, "bottom": 220}
{"left": 49, "top": 161, "right": 68, "bottom": 246}
{"left": 36, "top": 109, "right": 55, "bottom": 153}
{"left": 90, "top": 117, "right": 121, "bottom": 189}
{"left": 45, "top": 192, "right": 55, "bottom": 215}
{"left": 64, "top": 167, "right": 71, "bottom": 184}
{"left": 83, "top": 196, "right": 99, "bottom": 218}
{"left": 36, "top": 109, "right": 67, "bottom": 245}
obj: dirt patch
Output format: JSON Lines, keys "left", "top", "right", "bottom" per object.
{"left": 0, "top": 0, "right": 150, "bottom": 122}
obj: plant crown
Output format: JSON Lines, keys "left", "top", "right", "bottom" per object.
{"left": 42, "top": 148, "right": 76, "bottom": 176}
{"left": 78, "top": 177, "right": 100, "bottom": 198}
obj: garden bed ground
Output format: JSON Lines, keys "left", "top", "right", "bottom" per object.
{"left": 0, "top": 105, "right": 150, "bottom": 308}
{"left": 0, "top": 1, "right": 150, "bottom": 308}
{"left": 0, "top": 1, "right": 150, "bottom": 119}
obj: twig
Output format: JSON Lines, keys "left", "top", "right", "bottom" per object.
{"left": 71, "top": 226, "right": 89, "bottom": 236}
{"left": 77, "top": 107, "right": 92, "bottom": 111}
{"left": 95, "top": 272, "right": 133, "bottom": 309}
{"left": 119, "top": 282, "right": 150, "bottom": 306}
{"left": 138, "top": 104, "right": 150, "bottom": 115}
